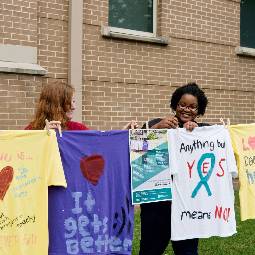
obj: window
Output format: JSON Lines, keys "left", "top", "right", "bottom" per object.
{"left": 109, "top": 0, "right": 157, "bottom": 37}
{"left": 240, "top": 0, "right": 255, "bottom": 48}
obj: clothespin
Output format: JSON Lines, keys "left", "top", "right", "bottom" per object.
{"left": 220, "top": 118, "right": 226, "bottom": 128}
{"left": 145, "top": 121, "right": 149, "bottom": 129}
{"left": 227, "top": 118, "right": 231, "bottom": 127}
{"left": 45, "top": 119, "right": 62, "bottom": 137}
{"left": 58, "top": 123, "right": 62, "bottom": 138}
{"left": 220, "top": 118, "right": 230, "bottom": 128}
{"left": 45, "top": 119, "right": 51, "bottom": 136}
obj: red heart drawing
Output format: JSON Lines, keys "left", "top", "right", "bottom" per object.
{"left": 80, "top": 154, "right": 105, "bottom": 185}
{"left": 248, "top": 136, "right": 255, "bottom": 149}
{"left": 0, "top": 166, "right": 14, "bottom": 200}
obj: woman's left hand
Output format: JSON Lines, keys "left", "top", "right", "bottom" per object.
{"left": 183, "top": 121, "right": 198, "bottom": 131}
{"left": 122, "top": 120, "right": 139, "bottom": 130}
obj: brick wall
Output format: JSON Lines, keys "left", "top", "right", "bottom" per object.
{"left": 83, "top": 0, "right": 255, "bottom": 129}
{"left": 38, "top": 0, "right": 69, "bottom": 79}
{"left": 0, "top": 0, "right": 69, "bottom": 129}
{"left": 0, "top": 0, "right": 38, "bottom": 46}
{"left": 0, "top": 74, "right": 42, "bottom": 129}
{"left": 0, "top": 0, "right": 254, "bottom": 130}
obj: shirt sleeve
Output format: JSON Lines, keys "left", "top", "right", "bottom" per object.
{"left": 47, "top": 131, "right": 67, "bottom": 187}
{"left": 141, "top": 118, "right": 162, "bottom": 129}
{"left": 225, "top": 128, "right": 238, "bottom": 178}
{"left": 24, "top": 123, "right": 32, "bottom": 130}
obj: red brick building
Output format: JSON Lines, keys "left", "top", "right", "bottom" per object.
{"left": 0, "top": 0, "right": 254, "bottom": 130}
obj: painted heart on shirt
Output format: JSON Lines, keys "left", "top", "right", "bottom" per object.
{"left": 0, "top": 166, "right": 14, "bottom": 200}
{"left": 80, "top": 155, "right": 105, "bottom": 185}
{"left": 248, "top": 136, "right": 255, "bottom": 149}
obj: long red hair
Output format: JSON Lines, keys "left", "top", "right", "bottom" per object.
{"left": 30, "top": 81, "right": 74, "bottom": 130}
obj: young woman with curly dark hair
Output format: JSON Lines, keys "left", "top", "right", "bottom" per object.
{"left": 139, "top": 82, "right": 209, "bottom": 255}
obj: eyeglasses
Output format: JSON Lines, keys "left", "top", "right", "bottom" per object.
{"left": 177, "top": 104, "right": 198, "bottom": 112}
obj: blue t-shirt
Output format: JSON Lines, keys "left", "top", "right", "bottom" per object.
{"left": 48, "top": 130, "right": 134, "bottom": 255}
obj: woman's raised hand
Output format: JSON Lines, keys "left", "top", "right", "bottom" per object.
{"left": 122, "top": 120, "right": 139, "bottom": 130}
{"left": 151, "top": 116, "right": 179, "bottom": 129}
{"left": 183, "top": 121, "right": 198, "bottom": 131}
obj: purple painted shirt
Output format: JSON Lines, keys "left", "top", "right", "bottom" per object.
{"left": 48, "top": 130, "right": 134, "bottom": 255}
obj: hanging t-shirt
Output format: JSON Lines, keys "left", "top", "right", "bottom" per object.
{"left": 0, "top": 130, "right": 66, "bottom": 255}
{"left": 168, "top": 125, "right": 237, "bottom": 240}
{"left": 229, "top": 123, "right": 255, "bottom": 221}
{"left": 48, "top": 130, "right": 134, "bottom": 255}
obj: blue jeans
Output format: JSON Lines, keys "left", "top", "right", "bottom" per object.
{"left": 139, "top": 201, "right": 198, "bottom": 255}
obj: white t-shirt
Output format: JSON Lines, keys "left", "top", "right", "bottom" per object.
{"left": 168, "top": 125, "right": 237, "bottom": 241}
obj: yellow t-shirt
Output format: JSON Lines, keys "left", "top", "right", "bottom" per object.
{"left": 229, "top": 124, "right": 255, "bottom": 221}
{"left": 0, "top": 130, "right": 66, "bottom": 255}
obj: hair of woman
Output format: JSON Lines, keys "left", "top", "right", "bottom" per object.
{"left": 30, "top": 81, "right": 74, "bottom": 129}
{"left": 170, "top": 82, "right": 208, "bottom": 116}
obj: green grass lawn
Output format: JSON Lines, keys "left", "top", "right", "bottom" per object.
{"left": 132, "top": 193, "right": 255, "bottom": 255}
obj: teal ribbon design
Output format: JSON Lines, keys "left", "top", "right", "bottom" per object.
{"left": 191, "top": 153, "right": 215, "bottom": 198}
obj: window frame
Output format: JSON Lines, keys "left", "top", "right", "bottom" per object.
{"left": 236, "top": 0, "right": 255, "bottom": 57}
{"left": 108, "top": 0, "right": 157, "bottom": 38}
{"left": 240, "top": 0, "right": 255, "bottom": 49}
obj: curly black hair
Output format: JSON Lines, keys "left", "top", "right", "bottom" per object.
{"left": 170, "top": 82, "right": 208, "bottom": 115}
